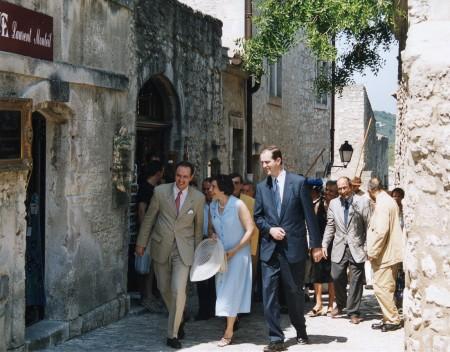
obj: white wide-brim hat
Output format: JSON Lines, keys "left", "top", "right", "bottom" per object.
{"left": 190, "top": 238, "right": 227, "bottom": 282}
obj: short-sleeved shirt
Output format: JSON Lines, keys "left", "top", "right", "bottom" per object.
{"left": 136, "top": 182, "right": 155, "bottom": 211}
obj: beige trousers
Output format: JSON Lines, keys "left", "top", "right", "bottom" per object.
{"left": 153, "top": 243, "right": 190, "bottom": 338}
{"left": 373, "top": 263, "right": 401, "bottom": 324}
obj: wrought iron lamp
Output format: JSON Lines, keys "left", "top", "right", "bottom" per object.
{"left": 338, "top": 140, "right": 353, "bottom": 167}
{"left": 324, "top": 140, "right": 354, "bottom": 176}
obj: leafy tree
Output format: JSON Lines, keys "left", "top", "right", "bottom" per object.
{"left": 239, "top": 0, "right": 398, "bottom": 92}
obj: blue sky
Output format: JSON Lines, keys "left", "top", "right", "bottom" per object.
{"left": 351, "top": 42, "right": 399, "bottom": 114}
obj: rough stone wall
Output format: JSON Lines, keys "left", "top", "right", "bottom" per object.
{"left": 171, "top": 0, "right": 248, "bottom": 177}
{"left": 399, "top": 1, "right": 450, "bottom": 351}
{"left": 0, "top": 1, "right": 136, "bottom": 349}
{"left": 176, "top": 0, "right": 245, "bottom": 57}
{"left": 0, "top": 172, "right": 27, "bottom": 350}
{"left": 45, "top": 86, "right": 133, "bottom": 321}
{"left": 135, "top": 0, "right": 228, "bottom": 181}
{"left": 332, "top": 85, "right": 388, "bottom": 187}
{"left": 252, "top": 40, "right": 331, "bottom": 179}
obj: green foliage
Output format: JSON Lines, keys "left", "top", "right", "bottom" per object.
{"left": 239, "top": 0, "right": 399, "bottom": 92}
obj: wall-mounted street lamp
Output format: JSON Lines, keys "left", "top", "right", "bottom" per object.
{"left": 338, "top": 140, "right": 354, "bottom": 167}
{"left": 325, "top": 140, "right": 354, "bottom": 175}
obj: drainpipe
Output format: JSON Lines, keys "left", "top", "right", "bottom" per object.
{"left": 328, "top": 35, "right": 336, "bottom": 176}
{"left": 245, "top": 0, "right": 260, "bottom": 176}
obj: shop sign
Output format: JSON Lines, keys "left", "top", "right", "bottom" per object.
{"left": 0, "top": 0, "right": 53, "bottom": 61}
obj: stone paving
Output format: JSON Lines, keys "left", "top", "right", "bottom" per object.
{"left": 41, "top": 289, "right": 403, "bottom": 352}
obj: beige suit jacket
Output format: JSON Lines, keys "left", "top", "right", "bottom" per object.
{"left": 322, "top": 194, "right": 372, "bottom": 264}
{"left": 240, "top": 194, "right": 260, "bottom": 256}
{"left": 367, "top": 191, "right": 403, "bottom": 269}
{"left": 136, "top": 183, "right": 205, "bottom": 266}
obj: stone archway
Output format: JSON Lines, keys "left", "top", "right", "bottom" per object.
{"left": 136, "top": 74, "right": 181, "bottom": 177}
{"left": 127, "top": 74, "right": 181, "bottom": 293}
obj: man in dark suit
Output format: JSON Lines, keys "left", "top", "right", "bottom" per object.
{"left": 254, "top": 145, "right": 322, "bottom": 352}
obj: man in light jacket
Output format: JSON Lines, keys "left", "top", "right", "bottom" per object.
{"left": 367, "top": 177, "right": 404, "bottom": 332}
{"left": 322, "top": 176, "right": 371, "bottom": 324}
{"left": 136, "top": 161, "right": 204, "bottom": 349}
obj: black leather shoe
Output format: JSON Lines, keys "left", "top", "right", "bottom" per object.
{"left": 371, "top": 322, "right": 384, "bottom": 330}
{"left": 178, "top": 322, "right": 185, "bottom": 340}
{"left": 381, "top": 323, "right": 402, "bottom": 332}
{"left": 166, "top": 338, "right": 182, "bottom": 349}
{"left": 263, "top": 341, "right": 286, "bottom": 351}
{"left": 296, "top": 336, "right": 309, "bottom": 345}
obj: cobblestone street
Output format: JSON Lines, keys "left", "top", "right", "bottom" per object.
{"left": 41, "top": 290, "right": 403, "bottom": 352}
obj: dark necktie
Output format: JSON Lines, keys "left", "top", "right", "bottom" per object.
{"left": 344, "top": 199, "right": 350, "bottom": 227}
{"left": 273, "top": 178, "right": 281, "bottom": 217}
{"left": 175, "top": 191, "right": 183, "bottom": 215}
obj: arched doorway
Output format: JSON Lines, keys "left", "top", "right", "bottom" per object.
{"left": 128, "top": 75, "right": 179, "bottom": 292}
{"left": 25, "top": 112, "right": 46, "bottom": 326}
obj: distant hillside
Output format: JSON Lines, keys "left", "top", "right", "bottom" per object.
{"left": 374, "top": 110, "right": 396, "bottom": 166}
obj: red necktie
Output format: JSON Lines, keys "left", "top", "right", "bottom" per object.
{"left": 175, "top": 191, "right": 182, "bottom": 215}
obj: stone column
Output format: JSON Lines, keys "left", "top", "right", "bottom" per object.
{"left": 400, "top": 1, "right": 450, "bottom": 351}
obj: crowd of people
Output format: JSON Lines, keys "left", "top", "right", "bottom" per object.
{"left": 134, "top": 145, "right": 405, "bottom": 351}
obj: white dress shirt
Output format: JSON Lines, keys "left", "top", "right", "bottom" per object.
{"left": 272, "top": 169, "right": 286, "bottom": 204}
{"left": 173, "top": 184, "right": 189, "bottom": 210}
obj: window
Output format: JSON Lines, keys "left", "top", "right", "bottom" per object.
{"left": 315, "top": 60, "right": 329, "bottom": 106}
{"left": 0, "top": 98, "right": 32, "bottom": 169}
{"left": 269, "top": 58, "right": 282, "bottom": 98}
{"left": 137, "top": 79, "right": 165, "bottom": 122}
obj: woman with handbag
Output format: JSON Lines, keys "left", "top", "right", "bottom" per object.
{"left": 209, "top": 174, "right": 254, "bottom": 347}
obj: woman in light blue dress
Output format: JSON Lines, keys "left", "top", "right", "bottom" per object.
{"left": 209, "top": 174, "right": 254, "bottom": 347}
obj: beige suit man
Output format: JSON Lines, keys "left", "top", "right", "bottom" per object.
{"left": 367, "top": 178, "right": 403, "bottom": 331}
{"left": 136, "top": 162, "right": 204, "bottom": 349}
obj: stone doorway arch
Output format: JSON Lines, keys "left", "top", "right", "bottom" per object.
{"left": 135, "top": 74, "right": 180, "bottom": 175}
{"left": 127, "top": 74, "right": 180, "bottom": 293}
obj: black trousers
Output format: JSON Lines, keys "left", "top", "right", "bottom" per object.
{"left": 331, "top": 246, "right": 365, "bottom": 316}
{"left": 196, "top": 277, "right": 216, "bottom": 319}
{"left": 261, "top": 250, "right": 306, "bottom": 342}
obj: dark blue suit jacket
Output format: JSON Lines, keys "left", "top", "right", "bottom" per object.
{"left": 254, "top": 172, "right": 321, "bottom": 263}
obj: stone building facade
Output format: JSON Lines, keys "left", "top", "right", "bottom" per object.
{"left": 178, "top": 0, "right": 332, "bottom": 181}
{"left": 176, "top": 0, "right": 249, "bottom": 177}
{"left": 332, "top": 85, "right": 389, "bottom": 187}
{"left": 0, "top": 0, "right": 229, "bottom": 351}
{"left": 0, "top": 1, "right": 136, "bottom": 350}
{"left": 395, "top": 1, "right": 450, "bottom": 351}
{"left": 134, "top": 0, "right": 229, "bottom": 181}
{"left": 251, "top": 41, "right": 331, "bottom": 181}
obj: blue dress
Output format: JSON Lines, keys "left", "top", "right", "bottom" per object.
{"left": 210, "top": 196, "right": 252, "bottom": 317}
